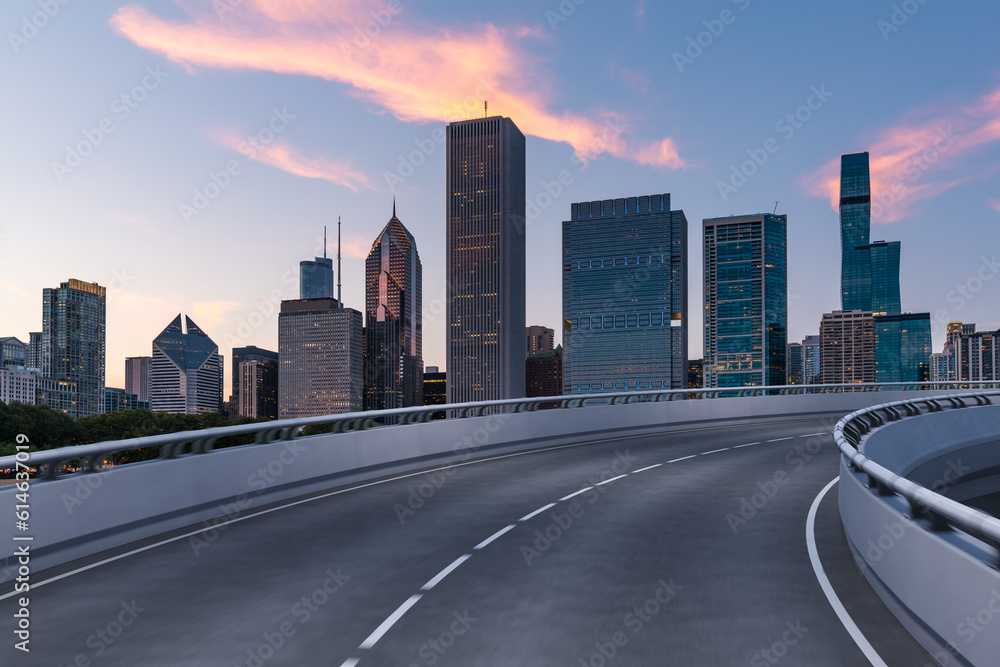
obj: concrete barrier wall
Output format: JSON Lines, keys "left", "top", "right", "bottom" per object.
{"left": 840, "top": 407, "right": 1000, "bottom": 667}
{"left": 0, "top": 389, "right": 971, "bottom": 581}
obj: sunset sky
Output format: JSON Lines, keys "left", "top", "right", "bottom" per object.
{"left": 2, "top": 0, "right": 999, "bottom": 395}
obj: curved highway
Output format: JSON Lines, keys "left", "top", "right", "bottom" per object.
{"left": 1, "top": 417, "right": 935, "bottom": 666}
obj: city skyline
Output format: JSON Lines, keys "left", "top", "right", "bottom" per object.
{"left": 3, "top": 2, "right": 1000, "bottom": 397}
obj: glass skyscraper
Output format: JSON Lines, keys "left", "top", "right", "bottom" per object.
{"left": 300, "top": 257, "right": 334, "bottom": 300}
{"left": 364, "top": 205, "right": 423, "bottom": 411}
{"left": 42, "top": 279, "right": 106, "bottom": 417}
{"left": 840, "top": 152, "right": 873, "bottom": 311}
{"left": 150, "top": 315, "right": 223, "bottom": 414}
{"left": 703, "top": 214, "right": 786, "bottom": 388}
{"left": 864, "top": 240, "right": 901, "bottom": 316}
{"left": 875, "top": 313, "right": 932, "bottom": 382}
{"left": 563, "top": 194, "right": 688, "bottom": 393}
{"left": 446, "top": 116, "right": 526, "bottom": 403}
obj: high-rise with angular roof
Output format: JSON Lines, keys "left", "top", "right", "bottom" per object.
{"left": 364, "top": 203, "right": 422, "bottom": 411}
{"left": 150, "top": 315, "right": 222, "bottom": 414}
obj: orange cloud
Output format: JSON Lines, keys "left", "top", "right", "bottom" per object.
{"left": 111, "top": 1, "right": 684, "bottom": 168}
{"left": 803, "top": 84, "right": 1000, "bottom": 223}
{"left": 219, "top": 134, "right": 374, "bottom": 192}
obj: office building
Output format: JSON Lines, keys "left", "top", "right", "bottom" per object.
{"left": 231, "top": 346, "right": 279, "bottom": 420}
{"left": 422, "top": 367, "right": 446, "bottom": 407}
{"left": 687, "top": 359, "right": 703, "bottom": 389}
{"left": 931, "top": 352, "right": 955, "bottom": 383}
{"left": 27, "top": 332, "right": 42, "bottom": 370}
{"left": 864, "top": 241, "right": 901, "bottom": 316}
{"left": 0, "top": 337, "right": 27, "bottom": 368}
{"left": 563, "top": 194, "right": 688, "bottom": 393}
{"left": 125, "top": 356, "right": 151, "bottom": 403}
{"left": 787, "top": 342, "right": 804, "bottom": 385}
{"left": 703, "top": 214, "right": 786, "bottom": 388}
{"left": 874, "top": 313, "right": 932, "bottom": 382}
{"left": 40, "top": 279, "right": 106, "bottom": 417}
{"left": 819, "top": 310, "right": 876, "bottom": 384}
{"left": 150, "top": 315, "right": 223, "bottom": 414}
{"left": 103, "top": 387, "right": 149, "bottom": 413}
{"left": 0, "top": 367, "right": 37, "bottom": 405}
{"left": 278, "top": 298, "right": 363, "bottom": 418}
{"left": 802, "top": 334, "right": 821, "bottom": 385}
{"left": 364, "top": 205, "right": 423, "bottom": 411}
{"left": 526, "top": 346, "right": 562, "bottom": 398}
{"left": 446, "top": 115, "right": 526, "bottom": 403}
{"left": 526, "top": 326, "right": 555, "bottom": 356}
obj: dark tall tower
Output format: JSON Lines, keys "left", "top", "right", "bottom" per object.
{"left": 300, "top": 228, "right": 334, "bottom": 300}
{"left": 446, "top": 116, "right": 526, "bottom": 403}
{"left": 42, "top": 279, "right": 106, "bottom": 417}
{"left": 840, "top": 152, "right": 872, "bottom": 311}
{"left": 364, "top": 203, "right": 423, "bottom": 410}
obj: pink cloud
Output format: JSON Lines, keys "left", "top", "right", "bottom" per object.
{"left": 803, "top": 84, "right": 1000, "bottom": 223}
{"left": 111, "top": 1, "right": 685, "bottom": 169}
{"left": 220, "top": 134, "right": 374, "bottom": 192}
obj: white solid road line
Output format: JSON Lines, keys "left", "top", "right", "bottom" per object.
{"left": 339, "top": 659, "right": 360, "bottom": 667}
{"left": 733, "top": 442, "right": 761, "bottom": 448}
{"left": 474, "top": 524, "right": 516, "bottom": 550}
{"left": 701, "top": 447, "right": 729, "bottom": 455}
{"left": 767, "top": 436, "right": 794, "bottom": 442}
{"left": 559, "top": 487, "right": 593, "bottom": 501}
{"left": 520, "top": 503, "right": 557, "bottom": 522}
{"left": 594, "top": 474, "right": 627, "bottom": 487}
{"left": 667, "top": 455, "right": 697, "bottom": 463}
{"left": 800, "top": 432, "right": 828, "bottom": 437}
{"left": 632, "top": 464, "right": 663, "bottom": 473}
{"left": 421, "top": 554, "right": 472, "bottom": 591}
{"left": 806, "top": 477, "right": 888, "bottom": 667}
{"left": 359, "top": 594, "right": 424, "bottom": 650}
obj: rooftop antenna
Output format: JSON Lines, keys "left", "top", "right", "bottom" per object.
{"left": 323, "top": 225, "right": 327, "bottom": 259}
{"left": 337, "top": 216, "right": 342, "bottom": 308}
{"left": 484, "top": 101, "right": 488, "bottom": 118}
{"left": 772, "top": 201, "right": 780, "bottom": 215}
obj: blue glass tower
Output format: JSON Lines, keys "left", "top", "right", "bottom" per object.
{"left": 875, "top": 313, "right": 932, "bottom": 382}
{"left": 563, "top": 194, "right": 688, "bottom": 393}
{"left": 300, "top": 257, "right": 334, "bottom": 300}
{"left": 703, "top": 214, "right": 787, "bottom": 388}
{"left": 865, "top": 240, "right": 901, "bottom": 316}
{"left": 840, "top": 152, "right": 872, "bottom": 311}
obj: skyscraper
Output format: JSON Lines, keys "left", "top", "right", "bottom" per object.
{"left": 802, "top": 334, "right": 821, "bottom": 384}
{"left": 864, "top": 241, "right": 901, "bottom": 316}
{"left": 786, "top": 342, "right": 804, "bottom": 385}
{"left": 364, "top": 204, "right": 423, "bottom": 411}
{"left": 874, "top": 313, "right": 932, "bottom": 382}
{"left": 150, "top": 315, "right": 223, "bottom": 414}
{"left": 278, "top": 298, "right": 363, "bottom": 418}
{"left": 526, "top": 326, "right": 555, "bottom": 356}
{"left": 27, "top": 332, "right": 42, "bottom": 370}
{"left": 951, "top": 325, "right": 998, "bottom": 382}
{"left": 232, "top": 346, "right": 279, "bottom": 419}
{"left": 563, "top": 194, "right": 688, "bottom": 392}
{"left": 819, "top": 310, "right": 876, "bottom": 384}
{"left": 42, "top": 279, "right": 106, "bottom": 417}
{"left": 703, "top": 214, "right": 786, "bottom": 388}
{"left": 840, "top": 152, "right": 873, "bottom": 311}
{"left": 0, "top": 337, "right": 27, "bottom": 369}
{"left": 446, "top": 115, "right": 526, "bottom": 403}
{"left": 300, "top": 228, "right": 334, "bottom": 300}
{"left": 125, "top": 356, "right": 151, "bottom": 403}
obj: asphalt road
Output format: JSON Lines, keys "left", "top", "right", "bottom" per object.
{"left": 0, "top": 417, "right": 935, "bottom": 666}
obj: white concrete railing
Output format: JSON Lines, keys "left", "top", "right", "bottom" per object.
{"left": 835, "top": 392, "right": 1000, "bottom": 666}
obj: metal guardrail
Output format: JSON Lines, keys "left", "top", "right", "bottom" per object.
{"left": 3, "top": 381, "right": 999, "bottom": 482}
{"left": 834, "top": 391, "right": 1000, "bottom": 563}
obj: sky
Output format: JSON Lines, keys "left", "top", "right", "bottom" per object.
{"left": 2, "top": 0, "right": 999, "bottom": 396}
